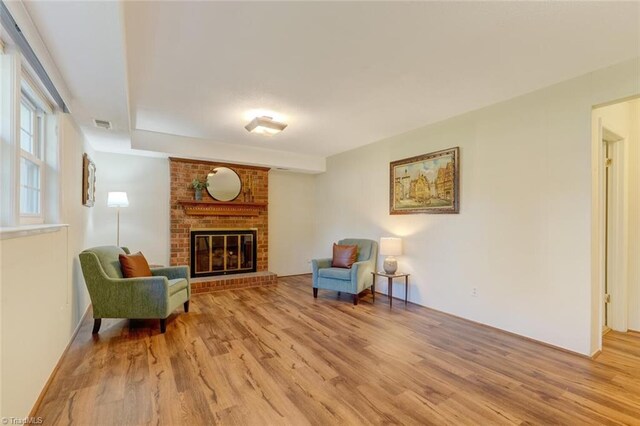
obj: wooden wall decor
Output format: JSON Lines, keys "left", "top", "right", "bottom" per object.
{"left": 82, "top": 153, "right": 96, "bottom": 207}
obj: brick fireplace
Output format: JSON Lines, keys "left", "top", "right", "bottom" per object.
{"left": 170, "top": 157, "right": 277, "bottom": 293}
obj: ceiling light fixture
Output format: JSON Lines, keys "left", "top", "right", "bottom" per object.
{"left": 244, "top": 116, "right": 287, "bottom": 135}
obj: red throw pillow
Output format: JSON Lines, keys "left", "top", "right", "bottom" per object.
{"left": 332, "top": 244, "right": 358, "bottom": 268}
{"left": 119, "top": 252, "right": 153, "bottom": 278}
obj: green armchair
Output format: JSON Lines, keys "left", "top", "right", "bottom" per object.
{"left": 311, "top": 238, "right": 378, "bottom": 305}
{"left": 79, "top": 246, "right": 190, "bottom": 333}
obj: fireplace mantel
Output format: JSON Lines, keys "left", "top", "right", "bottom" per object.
{"left": 177, "top": 200, "right": 268, "bottom": 217}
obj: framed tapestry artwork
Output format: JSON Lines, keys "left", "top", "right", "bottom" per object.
{"left": 389, "top": 147, "right": 459, "bottom": 214}
{"left": 82, "top": 153, "right": 96, "bottom": 207}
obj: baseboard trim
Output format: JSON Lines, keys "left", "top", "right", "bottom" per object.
{"left": 372, "top": 290, "right": 592, "bottom": 359}
{"left": 432, "top": 308, "right": 594, "bottom": 359}
{"left": 28, "top": 304, "right": 91, "bottom": 417}
{"left": 277, "top": 273, "right": 312, "bottom": 278}
{"left": 373, "top": 289, "right": 413, "bottom": 304}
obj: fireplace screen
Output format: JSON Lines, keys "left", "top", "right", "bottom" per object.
{"left": 190, "top": 229, "right": 257, "bottom": 278}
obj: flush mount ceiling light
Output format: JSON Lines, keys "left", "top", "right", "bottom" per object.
{"left": 244, "top": 116, "right": 287, "bottom": 135}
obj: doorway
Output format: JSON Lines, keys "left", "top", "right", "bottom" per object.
{"left": 592, "top": 97, "right": 640, "bottom": 350}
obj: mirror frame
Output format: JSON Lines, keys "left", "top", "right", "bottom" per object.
{"left": 206, "top": 167, "right": 243, "bottom": 202}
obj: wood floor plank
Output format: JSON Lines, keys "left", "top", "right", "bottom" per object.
{"left": 32, "top": 275, "right": 640, "bottom": 425}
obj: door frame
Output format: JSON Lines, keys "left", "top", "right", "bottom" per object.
{"left": 592, "top": 117, "right": 628, "bottom": 355}
{"left": 592, "top": 117, "right": 626, "bottom": 355}
{"left": 602, "top": 127, "right": 628, "bottom": 332}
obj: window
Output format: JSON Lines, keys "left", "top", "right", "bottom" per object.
{"left": 19, "top": 91, "right": 46, "bottom": 223}
{"left": 0, "top": 25, "right": 61, "bottom": 229}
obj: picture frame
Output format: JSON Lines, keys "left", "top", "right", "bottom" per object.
{"left": 389, "top": 147, "right": 460, "bottom": 214}
{"left": 82, "top": 153, "right": 96, "bottom": 207}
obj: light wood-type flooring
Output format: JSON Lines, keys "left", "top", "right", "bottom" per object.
{"left": 34, "top": 275, "right": 640, "bottom": 425}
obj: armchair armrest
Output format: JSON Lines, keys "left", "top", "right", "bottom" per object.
{"left": 311, "top": 258, "right": 332, "bottom": 287}
{"left": 351, "top": 260, "right": 374, "bottom": 293}
{"left": 311, "top": 258, "right": 332, "bottom": 269}
{"left": 151, "top": 266, "right": 190, "bottom": 281}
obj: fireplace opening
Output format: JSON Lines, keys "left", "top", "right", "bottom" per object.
{"left": 190, "top": 229, "right": 257, "bottom": 278}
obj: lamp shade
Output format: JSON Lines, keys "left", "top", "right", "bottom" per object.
{"left": 107, "top": 192, "right": 129, "bottom": 207}
{"left": 380, "top": 237, "right": 402, "bottom": 256}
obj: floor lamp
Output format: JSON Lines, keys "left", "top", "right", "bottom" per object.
{"left": 107, "top": 192, "right": 129, "bottom": 246}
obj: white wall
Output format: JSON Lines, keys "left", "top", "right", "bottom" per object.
{"left": 0, "top": 114, "right": 94, "bottom": 417}
{"left": 314, "top": 58, "right": 640, "bottom": 356}
{"left": 61, "top": 116, "right": 96, "bottom": 329}
{"left": 88, "top": 152, "right": 170, "bottom": 265}
{"left": 89, "top": 155, "right": 318, "bottom": 275}
{"left": 268, "top": 170, "right": 316, "bottom": 276}
{"left": 1, "top": 228, "right": 70, "bottom": 416}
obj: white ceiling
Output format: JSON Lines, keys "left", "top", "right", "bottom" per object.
{"left": 21, "top": 0, "right": 132, "bottom": 153}
{"left": 17, "top": 1, "right": 640, "bottom": 172}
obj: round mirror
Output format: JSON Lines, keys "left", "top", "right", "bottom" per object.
{"left": 206, "top": 167, "right": 242, "bottom": 201}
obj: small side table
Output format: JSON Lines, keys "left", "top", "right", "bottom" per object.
{"left": 371, "top": 271, "right": 410, "bottom": 308}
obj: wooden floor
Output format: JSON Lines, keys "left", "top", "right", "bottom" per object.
{"left": 35, "top": 275, "right": 640, "bottom": 425}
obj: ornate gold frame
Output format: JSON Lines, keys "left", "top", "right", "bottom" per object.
{"left": 389, "top": 147, "right": 460, "bottom": 214}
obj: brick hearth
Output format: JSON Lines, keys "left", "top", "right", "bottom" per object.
{"left": 170, "top": 157, "right": 276, "bottom": 293}
{"left": 190, "top": 272, "right": 278, "bottom": 294}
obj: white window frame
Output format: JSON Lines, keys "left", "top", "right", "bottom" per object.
{"left": 1, "top": 31, "right": 60, "bottom": 231}
{"left": 18, "top": 86, "right": 47, "bottom": 224}
{"left": 19, "top": 92, "right": 45, "bottom": 224}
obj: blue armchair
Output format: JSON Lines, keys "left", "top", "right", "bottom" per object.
{"left": 311, "top": 238, "right": 378, "bottom": 305}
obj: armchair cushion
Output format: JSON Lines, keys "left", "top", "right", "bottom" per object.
{"left": 318, "top": 267, "right": 351, "bottom": 281}
{"left": 168, "top": 278, "right": 188, "bottom": 296}
{"left": 119, "top": 252, "right": 153, "bottom": 278}
{"left": 90, "top": 246, "right": 127, "bottom": 278}
{"left": 332, "top": 244, "right": 358, "bottom": 268}
{"left": 340, "top": 238, "right": 373, "bottom": 262}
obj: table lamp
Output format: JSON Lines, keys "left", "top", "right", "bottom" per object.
{"left": 107, "top": 191, "right": 129, "bottom": 246}
{"left": 380, "top": 237, "right": 402, "bottom": 274}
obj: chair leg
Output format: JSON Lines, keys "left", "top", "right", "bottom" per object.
{"left": 184, "top": 301, "right": 190, "bottom": 312}
{"left": 313, "top": 288, "right": 318, "bottom": 298}
{"left": 353, "top": 294, "right": 359, "bottom": 305}
{"left": 160, "top": 318, "right": 167, "bottom": 333}
{"left": 372, "top": 283, "right": 376, "bottom": 302}
{"left": 92, "top": 318, "right": 101, "bottom": 334}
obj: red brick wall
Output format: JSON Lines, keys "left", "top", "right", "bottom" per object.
{"left": 169, "top": 158, "right": 269, "bottom": 271}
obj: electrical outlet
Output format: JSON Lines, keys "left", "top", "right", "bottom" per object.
{"left": 472, "top": 287, "right": 478, "bottom": 297}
